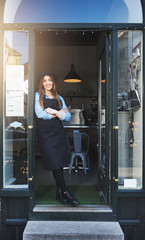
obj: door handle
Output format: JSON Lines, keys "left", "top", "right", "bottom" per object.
{"left": 28, "top": 176, "right": 33, "bottom": 181}
{"left": 113, "top": 177, "right": 119, "bottom": 182}
{"left": 28, "top": 125, "right": 34, "bottom": 129}
{"left": 113, "top": 126, "right": 119, "bottom": 130}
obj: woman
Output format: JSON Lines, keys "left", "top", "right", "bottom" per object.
{"left": 35, "top": 73, "right": 78, "bottom": 206}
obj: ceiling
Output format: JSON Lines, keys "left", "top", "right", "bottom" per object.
{"left": 35, "top": 30, "right": 103, "bottom": 46}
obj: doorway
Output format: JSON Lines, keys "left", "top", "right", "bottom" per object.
{"left": 34, "top": 30, "right": 108, "bottom": 206}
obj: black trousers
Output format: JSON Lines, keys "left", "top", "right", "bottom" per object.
{"left": 52, "top": 167, "right": 67, "bottom": 192}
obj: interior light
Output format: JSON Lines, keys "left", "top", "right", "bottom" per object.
{"left": 64, "top": 46, "right": 82, "bottom": 83}
{"left": 101, "top": 79, "right": 106, "bottom": 83}
{"left": 64, "top": 64, "right": 82, "bottom": 83}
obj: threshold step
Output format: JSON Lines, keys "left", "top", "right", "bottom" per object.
{"left": 33, "top": 204, "right": 112, "bottom": 212}
{"left": 23, "top": 221, "right": 124, "bottom": 240}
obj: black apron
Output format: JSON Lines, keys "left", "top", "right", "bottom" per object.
{"left": 36, "top": 96, "right": 69, "bottom": 170}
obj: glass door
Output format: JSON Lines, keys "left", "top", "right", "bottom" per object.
{"left": 96, "top": 30, "right": 111, "bottom": 204}
{"left": 107, "top": 30, "right": 119, "bottom": 211}
{"left": 117, "top": 30, "right": 143, "bottom": 190}
{"left": 99, "top": 29, "right": 143, "bottom": 213}
{"left": 96, "top": 59, "right": 108, "bottom": 204}
{"left": 3, "top": 30, "right": 29, "bottom": 188}
{"left": 3, "top": 29, "right": 35, "bottom": 199}
{"left": 108, "top": 29, "right": 143, "bottom": 213}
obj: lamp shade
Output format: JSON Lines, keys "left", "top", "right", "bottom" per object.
{"left": 64, "top": 64, "right": 82, "bottom": 83}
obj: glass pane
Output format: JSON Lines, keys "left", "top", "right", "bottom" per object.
{"left": 4, "top": 0, "right": 142, "bottom": 24}
{"left": 118, "top": 30, "right": 143, "bottom": 189}
{"left": 3, "top": 31, "right": 29, "bottom": 188}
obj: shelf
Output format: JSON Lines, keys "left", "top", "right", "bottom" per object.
{"left": 63, "top": 124, "right": 105, "bottom": 129}
{"left": 62, "top": 95, "right": 97, "bottom": 98}
{"left": 63, "top": 125, "right": 97, "bottom": 129}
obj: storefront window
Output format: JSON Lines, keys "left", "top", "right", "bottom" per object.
{"left": 3, "top": 31, "right": 29, "bottom": 188}
{"left": 4, "top": 0, "right": 142, "bottom": 24}
{"left": 118, "top": 30, "right": 143, "bottom": 189}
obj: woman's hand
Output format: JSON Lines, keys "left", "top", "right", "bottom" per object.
{"left": 45, "top": 107, "right": 69, "bottom": 119}
{"left": 60, "top": 108, "right": 68, "bottom": 113}
{"left": 56, "top": 108, "right": 69, "bottom": 119}
{"left": 55, "top": 110, "right": 62, "bottom": 119}
{"left": 51, "top": 114, "right": 57, "bottom": 118}
{"left": 45, "top": 107, "right": 62, "bottom": 119}
{"left": 45, "top": 107, "right": 57, "bottom": 115}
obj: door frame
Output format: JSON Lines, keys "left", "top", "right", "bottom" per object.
{"left": 110, "top": 29, "right": 118, "bottom": 214}
{"left": 0, "top": 23, "right": 145, "bottom": 217}
{"left": 28, "top": 29, "right": 36, "bottom": 215}
{"left": 24, "top": 25, "right": 145, "bottom": 217}
{"left": 108, "top": 27, "right": 145, "bottom": 217}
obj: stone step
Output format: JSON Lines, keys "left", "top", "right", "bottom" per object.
{"left": 33, "top": 204, "right": 112, "bottom": 213}
{"left": 32, "top": 205, "right": 115, "bottom": 221}
{"left": 23, "top": 221, "right": 124, "bottom": 240}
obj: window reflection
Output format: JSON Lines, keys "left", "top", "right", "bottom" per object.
{"left": 118, "top": 30, "right": 143, "bottom": 189}
{"left": 4, "top": 31, "right": 29, "bottom": 188}
{"left": 4, "top": 0, "right": 143, "bottom": 23}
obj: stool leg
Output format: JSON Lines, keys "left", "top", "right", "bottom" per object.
{"left": 81, "top": 156, "right": 86, "bottom": 175}
{"left": 84, "top": 157, "right": 86, "bottom": 175}
{"left": 87, "top": 155, "right": 90, "bottom": 169}
{"left": 69, "top": 155, "right": 74, "bottom": 174}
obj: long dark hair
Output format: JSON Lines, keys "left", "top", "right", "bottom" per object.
{"left": 39, "top": 74, "right": 62, "bottom": 109}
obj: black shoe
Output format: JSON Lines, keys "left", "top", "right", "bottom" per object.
{"left": 56, "top": 188, "right": 67, "bottom": 205}
{"left": 63, "top": 191, "right": 79, "bottom": 207}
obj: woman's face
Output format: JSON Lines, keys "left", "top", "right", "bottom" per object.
{"left": 43, "top": 75, "right": 53, "bottom": 92}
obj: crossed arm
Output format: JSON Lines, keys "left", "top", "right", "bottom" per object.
{"left": 44, "top": 107, "right": 68, "bottom": 119}
{"left": 35, "top": 92, "right": 71, "bottom": 121}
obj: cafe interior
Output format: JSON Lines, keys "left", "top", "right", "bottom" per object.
{"left": 34, "top": 30, "right": 106, "bottom": 206}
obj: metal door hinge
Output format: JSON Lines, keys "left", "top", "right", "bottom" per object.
{"left": 28, "top": 125, "right": 34, "bottom": 129}
{"left": 113, "top": 126, "right": 119, "bottom": 130}
{"left": 28, "top": 176, "right": 34, "bottom": 181}
{"left": 113, "top": 177, "right": 119, "bottom": 182}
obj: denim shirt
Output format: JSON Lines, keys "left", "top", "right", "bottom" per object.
{"left": 35, "top": 92, "right": 71, "bottom": 121}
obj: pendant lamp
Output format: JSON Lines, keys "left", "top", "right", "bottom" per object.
{"left": 64, "top": 46, "right": 82, "bottom": 83}
{"left": 64, "top": 63, "right": 82, "bottom": 83}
